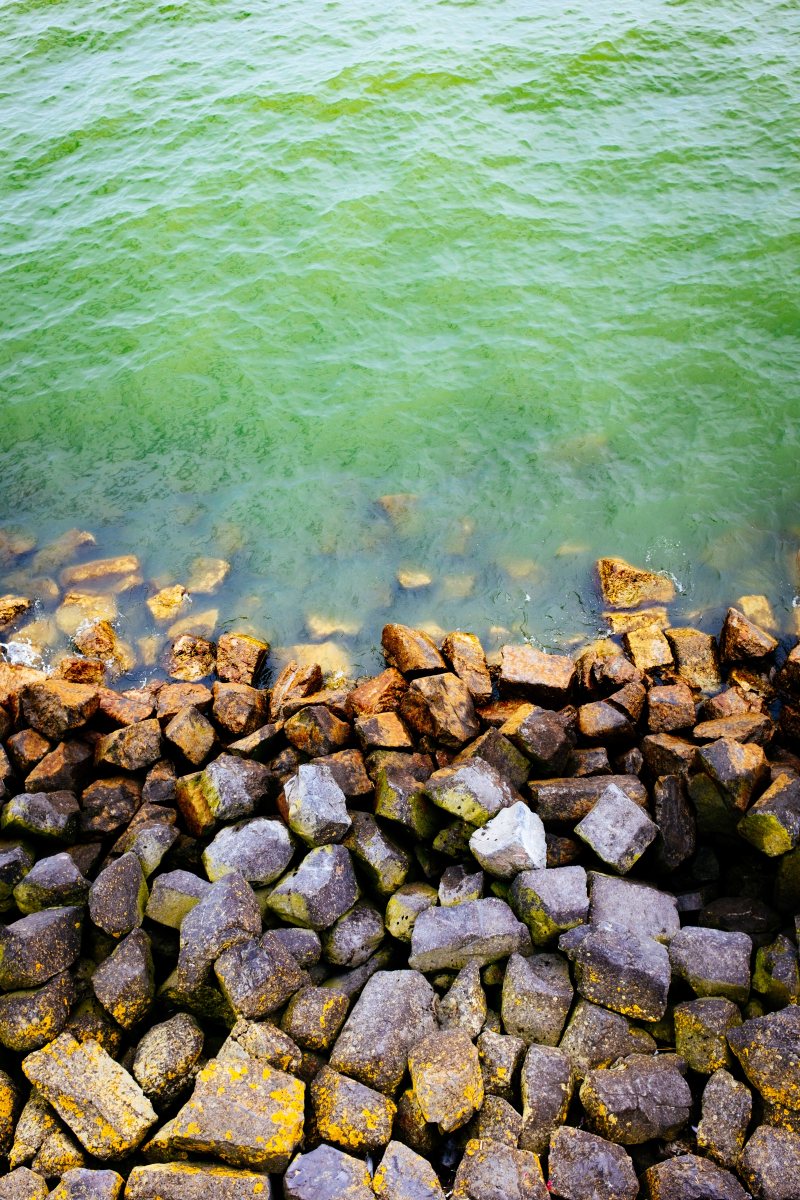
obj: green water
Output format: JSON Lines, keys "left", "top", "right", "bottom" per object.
{"left": 2, "top": 0, "right": 799, "bottom": 674}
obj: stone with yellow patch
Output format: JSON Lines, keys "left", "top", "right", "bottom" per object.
{"left": 408, "top": 1029, "right": 484, "bottom": 1133}
{"left": 126, "top": 1162, "right": 273, "bottom": 1199}
{"left": 309, "top": 1064, "right": 396, "bottom": 1154}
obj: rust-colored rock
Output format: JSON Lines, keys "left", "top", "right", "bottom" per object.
{"left": 499, "top": 645, "right": 575, "bottom": 705}
{"left": 441, "top": 632, "right": 493, "bottom": 703}
{"left": 381, "top": 624, "right": 446, "bottom": 675}
{"left": 164, "top": 635, "right": 216, "bottom": 682}
{"left": 596, "top": 557, "right": 676, "bottom": 608}
{"left": 216, "top": 632, "right": 269, "bottom": 685}
{"left": 22, "top": 681, "right": 99, "bottom": 741}
{"left": 720, "top": 607, "right": 778, "bottom": 662}
{"left": 95, "top": 720, "right": 162, "bottom": 772}
{"left": 400, "top": 673, "right": 480, "bottom": 749}
{"left": 347, "top": 668, "right": 407, "bottom": 717}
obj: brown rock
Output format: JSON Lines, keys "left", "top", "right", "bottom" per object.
{"left": 578, "top": 700, "right": 634, "bottom": 742}
{"left": 145, "top": 584, "right": 189, "bottom": 623}
{"left": 720, "top": 607, "right": 778, "bottom": 662}
{"left": 22, "top": 681, "right": 99, "bottom": 740}
{"left": 156, "top": 682, "right": 212, "bottom": 718}
{"left": 694, "top": 713, "right": 773, "bottom": 745}
{"left": 604, "top": 606, "right": 670, "bottom": 633}
{"left": 457, "top": 728, "right": 530, "bottom": 790}
{"left": 72, "top": 620, "right": 116, "bottom": 658}
{"left": 0, "top": 663, "right": 48, "bottom": 711}
{"left": 95, "top": 719, "right": 162, "bottom": 772}
{"left": 285, "top": 705, "right": 350, "bottom": 757}
{"left": 347, "top": 668, "right": 407, "bottom": 717}
{"left": 97, "top": 689, "right": 155, "bottom": 726}
{"left": 665, "top": 627, "right": 722, "bottom": 692}
{"left": 0, "top": 596, "right": 33, "bottom": 633}
{"left": 212, "top": 683, "right": 268, "bottom": 737}
{"left": 316, "top": 748, "right": 373, "bottom": 797}
{"left": 80, "top": 777, "right": 142, "bottom": 836}
{"left": 441, "top": 632, "right": 492, "bottom": 703}
{"left": 55, "top": 657, "right": 107, "bottom": 686}
{"left": 270, "top": 661, "right": 323, "bottom": 721}
{"left": 354, "top": 712, "right": 413, "bottom": 751}
{"left": 530, "top": 774, "right": 647, "bottom": 822}
{"left": 596, "top": 557, "right": 676, "bottom": 608}
{"left": 647, "top": 683, "right": 696, "bottom": 733}
{"left": 400, "top": 673, "right": 480, "bottom": 748}
{"left": 499, "top": 645, "right": 575, "bottom": 705}
{"left": 381, "top": 624, "right": 446, "bottom": 674}
{"left": 623, "top": 624, "right": 674, "bottom": 672}
{"left": 216, "top": 632, "right": 269, "bottom": 685}
{"left": 25, "top": 741, "right": 93, "bottom": 793}
{"left": 641, "top": 733, "right": 698, "bottom": 778}
{"left": 500, "top": 705, "right": 572, "bottom": 777}
{"left": 165, "top": 707, "right": 216, "bottom": 766}
{"left": 695, "top": 737, "right": 768, "bottom": 812}
{"left": 60, "top": 555, "right": 140, "bottom": 587}
{"left": 164, "top": 634, "right": 215, "bottom": 682}
{"left": 6, "top": 730, "right": 52, "bottom": 776}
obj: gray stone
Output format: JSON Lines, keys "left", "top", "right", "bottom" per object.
{"left": 580, "top": 1053, "right": 692, "bottom": 1144}
{"left": 409, "top": 1028, "right": 484, "bottom": 1132}
{"left": 281, "top": 985, "right": 349, "bottom": 1052}
{"left": 175, "top": 753, "right": 271, "bottom": 837}
{"left": 436, "top": 960, "right": 487, "bottom": 1039}
{"left": 202, "top": 817, "right": 294, "bottom": 884}
{"left": 0, "top": 841, "right": 34, "bottom": 905}
{"left": 12, "top": 852, "right": 89, "bottom": 915}
{"left": 284, "top": 1144, "right": 372, "bottom": 1200}
{"left": 642, "top": 1154, "right": 747, "bottom": 1200}
{"left": 285, "top": 762, "right": 351, "bottom": 846}
{"left": 385, "top": 882, "right": 438, "bottom": 942}
{"left": 530, "top": 774, "right": 647, "bottom": 822}
{"left": 219, "top": 1017, "right": 302, "bottom": 1074}
{"left": 91, "top": 929, "right": 154, "bottom": 1029}
{"left": 668, "top": 926, "right": 752, "bottom": 1001}
{"left": 0, "top": 970, "right": 74, "bottom": 1052}
{"left": 49, "top": 1168, "right": 124, "bottom": 1200}
{"left": 519, "top": 1044, "right": 574, "bottom": 1154}
{"left": 588, "top": 872, "right": 680, "bottom": 944}
{"left": 501, "top": 703, "right": 573, "bottom": 775}
{"left": 409, "top": 898, "right": 530, "bottom": 971}
{"left": 697, "top": 1068, "right": 752, "bottom": 1171}
{"left": 509, "top": 865, "right": 589, "bottom": 945}
{"left": 322, "top": 901, "right": 384, "bottom": 967}
{"left": 0, "top": 907, "right": 82, "bottom": 990}
{"left": 560, "top": 925, "right": 671, "bottom": 1021}
{"left": 574, "top": 783, "right": 657, "bottom": 873}
{"left": 501, "top": 951, "right": 572, "bottom": 1045}
{"left": 330, "top": 969, "right": 436, "bottom": 1095}
{"left": 728, "top": 1006, "right": 800, "bottom": 1112}
{"left": 343, "top": 811, "right": 410, "bottom": 896}
{"left": 0, "top": 1169, "right": 48, "bottom": 1200}
{"left": 132, "top": 1012, "right": 204, "bottom": 1104}
{"left": 272, "top": 926, "right": 321, "bottom": 967}
{"left": 88, "top": 853, "right": 148, "bottom": 938}
{"left": 469, "top": 802, "right": 547, "bottom": 878}
{"left": 214, "top": 932, "right": 308, "bottom": 1017}
{"left": 177, "top": 872, "right": 262, "bottom": 990}
{"left": 373, "top": 1139, "right": 445, "bottom": 1200}
{"left": 469, "top": 1094, "right": 523, "bottom": 1147}
{"left": 548, "top": 1125, "right": 638, "bottom": 1200}
{"left": 741, "top": 1126, "right": 800, "bottom": 1200}
{"left": 144, "top": 869, "right": 210, "bottom": 928}
{"left": 266, "top": 844, "right": 359, "bottom": 930}
{"left": 438, "top": 864, "right": 483, "bottom": 906}
{"left": 673, "top": 997, "right": 741, "bottom": 1073}
{"left": 559, "top": 999, "right": 656, "bottom": 1079}
{"left": 424, "top": 759, "right": 520, "bottom": 826}
{"left": 452, "top": 1138, "right": 549, "bottom": 1200}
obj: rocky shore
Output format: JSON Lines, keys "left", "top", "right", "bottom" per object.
{"left": 1, "top": 552, "right": 800, "bottom": 1199}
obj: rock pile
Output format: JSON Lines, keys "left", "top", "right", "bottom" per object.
{"left": 1, "top": 563, "right": 800, "bottom": 1198}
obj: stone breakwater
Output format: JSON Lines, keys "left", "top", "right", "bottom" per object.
{"left": 0, "top": 558, "right": 800, "bottom": 1198}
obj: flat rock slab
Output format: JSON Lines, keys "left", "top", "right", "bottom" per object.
{"left": 642, "top": 1153, "right": 747, "bottom": 1199}
{"left": 330, "top": 969, "right": 436, "bottom": 1095}
{"left": 409, "top": 898, "right": 530, "bottom": 972}
{"left": 580, "top": 1054, "right": 692, "bottom": 1145}
{"left": 125, "top": 1163, "right": 272, "bottom": 1200}
{"left": 168, "top": 1055, "right": 304, "bottom": 1171}
{"left": 21, "top": 1033, "right": 157, "bottom": 1159}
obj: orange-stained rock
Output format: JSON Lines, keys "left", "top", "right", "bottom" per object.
{"left": 381, "top": 624, "right": 446, "bottom": 675}
{"left": 441, "top": 631, "right": 492, "bottom": 704}
{"left": 0, "top": 595, "right": 32, "bottom": 633}
{"left": 156, "top": 682, "right": 212, "bottom": 719}
{"left": 216, "top": 632, "right": 269, "bottom": 685}
{"left": 60, "top": 556, "right": 139, "bottom": 587}
{"left": 665, "top": 627, "right": 722, "bottom": 693}
{"left": 164, "top": 635, "right": 215, "bottom": 683}
{"left": 596, "top": 557, "right": 676, "bottom": 609}
{"left": 55, "top": 657, "right": 107, "bottom": 686}
{"left": 270, "top": 662, "right": 323, "bottom": 722}
{"left": 212, "top": 683, "right": 268, "bottom": 738}
{"left": 720, "top": 607, "right": 778, "bottom": 662}
{"left": 97, "top": 688, "right": 155, "bottom": 726}
{"left": 499, "top": 645, "right": 575, "bottom": 706}
{"left": 95, "top": 720, "right": 162, "bottom": 773}
{"left": 22, "top": 681, "right": 99, "bottom": 741}
{"left": 347, "top": 668, "right": 408, "bottom": 717}
{"left": 145, "top": 585, "right": 189, "bottom": 623}
{"left": 165, "top": 706, "right": 216, "bottom": 767}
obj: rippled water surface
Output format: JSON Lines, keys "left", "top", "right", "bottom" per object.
{"left": 2, "top": 0, "right": 799, "bottom": 670}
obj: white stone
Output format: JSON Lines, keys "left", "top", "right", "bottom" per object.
{"left": 469, "top": 801, "right": 547, "bottom": 878}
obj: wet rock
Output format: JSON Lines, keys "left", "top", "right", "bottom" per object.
{"left": 347, "top": 667, "right": 407, "bottom": 717}
{"left": 409, "top": 898, "right": 529, "bottom": 971}
{"left": 596, "top": 557, "right": 676, "bottom": 607}
{"left": 0, "top": 1169, "right": 48, "bottom": 1200}
{"left": 214, "top": 932, "right": 308, "bottom": 1017}
{"left": 266, "top": 844, "right": 358, "bottom": 930}
{"left": 164, "top": 633, "right": 216, "bottom": 682}
{"left": 673, "top": 997, "right": 741, "bottom": 1073}
{"left": 216, "top": 632, "right": 269, "bottom": 685}
{"left": 409, "top": 1029, "right": 483, "bottom": 1132}
{"left": 642, "top": 1154, "right": 747, "bottom": 1200}
{"left": 91, "top": 929, "right": 154, "bottom": 1029}
{"left": 424, "top": 759, "right": 519, "bottom": 826}
{"left": 164, "top": 705, "right": 216, "bottom": 766}
{"left": 580, "top": 1054, "right": 692, "bottom": 1144}
{"left": 227, "top": 721, "right": 283, "bottom": 761}
{"left": 354, "top": 711, "right": 413, "bottom": 750}
{"left": 168, "top": 1055, "right": 304, "bottom": 1170}
{"left": 144, "top": 868, "right": 209, "bottom": 928}
{"left": 0, "top": 907, "right": 82, "bottom": 990}
{"left": 145, "top": 584, "right": 189, "bottom": 623}
{"left": 6, "top": 729, "right": 51, "bottom": 776}
{"left": 79, "top": 777, "right": 141, "bottom": 837}
{"left": 0, "top": 595, "right": 32, "bottom": 633}
{"left": 2, "top": 790, "right": 79, "bottom": 841}
{"left": 740, "top": 1125, "right": 800, "bottom": 1200}
{"left": 401, "top": 673, "right": 480, "bottom": 748}
{"left": 89, "top": 853, "right": 148, "bottom": 938}
{"left": 177, "top": 872, "right": 261, "bottom": 989}
{"left": 668, "top": 926, "right": 752, "bottom": 1001}
{"left": 203, "top": 817, "right": 293, "bottom": 887}
{"left": 343, "top": 811, "right": 410, "bottom": 895}
{"left": 49, "top": 1168, "right": 124, "bottom": 1200}
{"left": 95, "top": 719, "right": 162, "bottom": 772}
{"left": 436, "top": 960, "right": 486, "bottom": 1039}
{"left": 25, "top": 741, "right": 92, "bottom": 793}
{"left": 386, "top": 882, "right": 438, "bottom": 941}
{"left": 452, "top": 1137, "right": 548, "bottom": 1200}
{"left": 548, "top": 1125, "right": 638, "bottom": 1200}
{"left": 509, "top": 865, "right": 589, "bottom": 945}
{"left": 281, "top": 984, "right": 349, "bottom": 1051}
{"left": 126, "top": 1163, "right": 271, "bottom": 1200}
{"left": 284, "top": 762, "right": 351, "bottom": 846}
{"left": 381, "top": 623, "right": 446, "bottom": 674}
{"left": 728, "top": 1006, "right": 800, "bottom": 1112}
{"left": 697, "top": 1068, "right": 752, "bottom": 1170}
{"left": 22, "top": 681, "right": 99, "bottom": 740}
{"left": 132, "top": 1012, "right": 204, "bottom": 1104}
{"left": 499, "top": 644, "right": 575, "bottom": 705}
{"left": 720, "top": 606, "right": 778, "bottom": 662}
{"left": 98, "top": 688, "right": 155, "bottom": 726}
{"left": 0, "top": 969, "right": 74, "bottom": 1051}
{"left": 330, "top": 969, "right": 436, "bottom": 1095}
{"left": 270, "top": 661, "right": 323, "bottom": 721}
{"left": 310, "top": 1063, "right": 396, "bottom": 1153}
{"left": 442, "top": 631, "right": 493, "bottom": 703}
{"left": 560, "top": 925, "right": 670, "bottom": 1021}
{"left": 469, "top": 801, "right": 546, "bottom": 877}
{"left": 156, "top": 682, "right": 212, "bottom": 719}
{"left": 175, "top": 753, "right": 271, "bottom": 836}
{"left": 665, "top": 626, "right": 722, "bottom": 692}
{"left": 501, "top": 951, "right": 572, "bottom": 1045}
{"left": 284, "top": 704, "right": 349, "bottom": 757}
{"left": 559, "top": 999, "right": 656, "bottom": 1079}
{"left": 323, "top": 901, "right": 384, "bottom": 967}
{"left": 574, "top": 781, "right": 658, "bottom": 873}
{"left": 530, "top": 773, "right": 647, "bottom": 822}
{"left": 372, "top": 1139, "right": 446, "bottom": 1200}
{"left": 623, "top": 623, "right": 674, "bottom": 671}
{"left": 283, "top": 1144, "right": 372, "bottom": 1200}
{"left": 519, "top": 1043, "right": 574, "bottom": 1153}
{"left": 22, "top": 1032, "right": 157, "bottom": 1158}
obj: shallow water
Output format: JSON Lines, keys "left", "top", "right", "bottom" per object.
{"left": 2, "top": 0, "right": 799, "bottom": 674}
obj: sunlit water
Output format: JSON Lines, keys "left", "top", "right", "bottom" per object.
{"left": 2, "top": 0, "right": 799, "bottom": 677}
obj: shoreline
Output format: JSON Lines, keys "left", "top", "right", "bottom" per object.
{"left": 0, "top": 549, "right": 800, "bottom": 1196}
